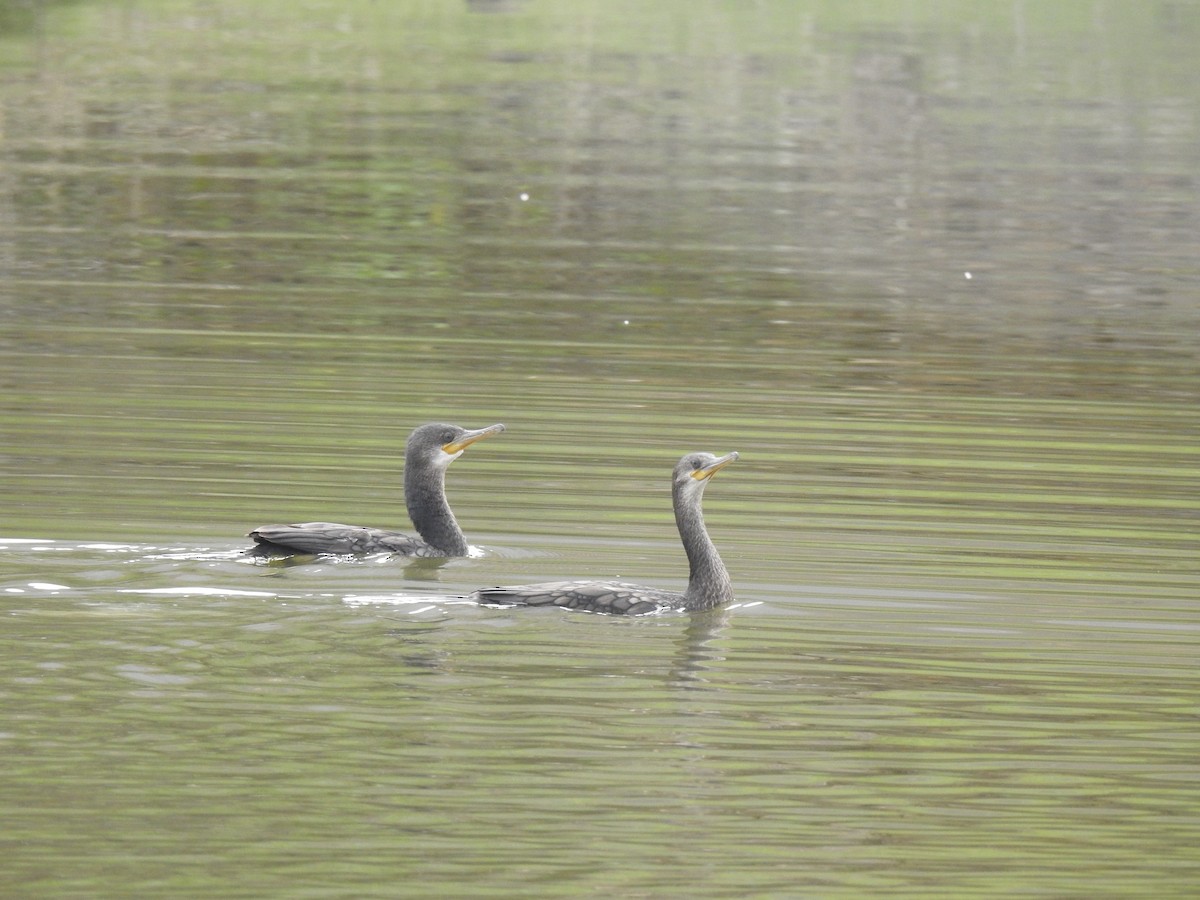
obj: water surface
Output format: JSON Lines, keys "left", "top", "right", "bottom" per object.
{"left": 2, "top": 1, "right": 1198, "bottom": 896}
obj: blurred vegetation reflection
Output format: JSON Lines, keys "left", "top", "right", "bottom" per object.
{"left": 1, "top": 2, "right": 1198, "bottom": 896}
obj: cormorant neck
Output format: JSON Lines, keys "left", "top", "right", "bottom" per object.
{"left": 405, "top": 460, "right": 468, "bottom": 555}
{"left": 675, "top": 483, "right": 732, "bottom": 609}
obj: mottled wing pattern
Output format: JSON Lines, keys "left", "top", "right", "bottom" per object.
{"left": 473, "top": 580, "right": 680, "bottom": 616}
{"left": 248, "top": 523, "right": 431, "bottom": 556}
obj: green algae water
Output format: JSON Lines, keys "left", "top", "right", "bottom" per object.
{"left": 2, "top": 1, "right": 1198, "bottom": 896}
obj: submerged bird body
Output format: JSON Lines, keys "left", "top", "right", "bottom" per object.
{"left": 474, "top": 580, "right": 683, "bottom": 616}
{"left": 246, "top": 523, "right": 446, "bottom": 557}
{"left": 248, "top": 422, "right": 504, "bottom": 557}
{"left": 472, "top": 450, "right": 737, "bottom": 615}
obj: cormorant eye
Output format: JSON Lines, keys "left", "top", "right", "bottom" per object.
{"left": 692, "top": 458, "right": 704, "bottom": 470}
{"left": 443, "top": 431, "right": 456, "bottom": 444}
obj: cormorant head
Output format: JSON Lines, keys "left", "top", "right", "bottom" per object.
{"left": 408, "top": 422, "right": 506, "bottom": 469}
{"left": 673, "top": 450, "right": 739, "bottom": 497}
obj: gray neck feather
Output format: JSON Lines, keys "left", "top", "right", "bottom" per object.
{"left": 405, "top": 462, "right": 468, "bottom": 555}
{"left": 676, "top": 482, "right": 732, "bottom": 609}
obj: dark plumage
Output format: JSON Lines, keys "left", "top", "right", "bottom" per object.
{"left": 471, "top": 450, "right": 737, "bottom": 615}
{"left": 248, "top": 422, "right": 504, "bottom": 557}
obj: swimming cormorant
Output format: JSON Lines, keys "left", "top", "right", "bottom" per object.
{"left": 248, "top": 422, "right": 505, "bottom": 556}
{"left": 471, "top": 450, "right": 737, "bottom": 614}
